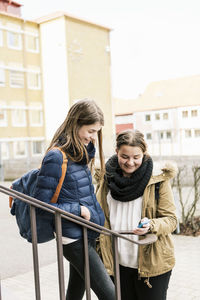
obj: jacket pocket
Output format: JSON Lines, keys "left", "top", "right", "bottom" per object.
{"left": 157, "top": 235, "right": 174, "bottom": 259}
{"left": 143, "top": 244, "right": 152, "bottom": 256}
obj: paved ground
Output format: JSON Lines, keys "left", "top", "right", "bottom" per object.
{"left": 1, "top": 182, "right": 200, "bottom": 299}
{"left": 1, "top": 235, "right": 200, "bottom": 300}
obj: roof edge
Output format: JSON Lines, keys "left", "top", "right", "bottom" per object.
{"left": 114, "top": 103, "right": 200, "bottom": 115}
{"left": 0, "top": 10, "right": 36, "bottom": 23}
{"left": 34, "top": 10, "right": 112, "bottom": 30}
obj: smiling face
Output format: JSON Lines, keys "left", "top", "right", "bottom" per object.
{"left": 116, "top": 144, "right": 144, "bottom": 177}
{"left": 78, "top": 122, "right": 102, "bottom": 146}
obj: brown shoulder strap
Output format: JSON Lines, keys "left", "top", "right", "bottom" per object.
{"left": 50, "top": 147, "right": 68, "bottom": 203}
{"left": 9, "top": 188, "right": 13, "bottom": 208}
{"left": 9, "top": 147, "right": 67, "bottom": 208}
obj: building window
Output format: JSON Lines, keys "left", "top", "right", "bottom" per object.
{"left": 155, "top": 113, "right": 160, "bottom": 120}
{"left": 30, "top": 109, "right": 43, "bottom": 126}
{"left": 182, "top": 111, "right": 188, "bottom": 118}
{"left": 7, "top": 31, "right": 22, "bottom": 50}
{"left": 166, "top": 131, "right": 172, "bottom": 139}
{"left": 146, "top": 133, "right": 152, "bottom": 140}
{"left": 191, "top": 110, "right": 198, "bottom": 117}
{"left": 28, "top": 72, "right": 41, "bottom": 89}
{"left": 163, "top": 113, "right": 168, "bottom": 120}
{"left": 185, "top": 129, "right": 192, "bottom": 138}
{"left": 26, "top": 35, "right": 39, "bottom": 52}
{"left": 0, "top": 68, "right": 5, "bottom": 86}
{"left": 1, "top": 142, "right": 9, "bottom": 160}
{"left": 12, "top": 109, "right": 26, "bottom": 127}
{"left": 32, "top": 141, "right": 44, "bottom": 155}
{"left": 158, "top": 132, "right": 164, "bottom": 139}
{"left": 194, "top": 130, "right": 200, "bottom": 137}
{"left": 145, "top": 114, "right": 151, "bottom": 121}
{"left": 0, "top": 107, "right": 7, "bottom": 127}
{"left": 10, "top": 70, "right": 24, "bottom": 88}
{"left": 14, "top": 141, "right": 27, "bottom": 158}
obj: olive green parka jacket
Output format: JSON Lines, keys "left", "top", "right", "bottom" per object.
{"left": 95, "top": 163, "right": 178, "bottom": 278}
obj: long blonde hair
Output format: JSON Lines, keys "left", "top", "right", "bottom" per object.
{"left": 47, "top": 99, "right": 105, "bottom": 175}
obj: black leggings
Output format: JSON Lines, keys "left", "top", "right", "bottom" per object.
{"left": 120, "top": 264, "right": 171, "bottom": 300}
{"left": 63, "top": 239, "right": 115, "bottom": 300}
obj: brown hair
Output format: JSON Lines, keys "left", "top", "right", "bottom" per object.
{"left": 47, "top": 99, "right": 105, "bottom": 175}
{"left": 116, "top": 129, "right": 148, "bottom": 154}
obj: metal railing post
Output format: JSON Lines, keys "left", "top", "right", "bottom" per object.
{"left": 55, "top": 212, "right": 65, "bottom": 300}
{"left": 83, "top": 227, "right": 91, "bottom": 300}
{"left": 112, "top": 236, "right": 121, "bottom": 300}
{"left": 30, "top": 205, "right": 41, "bottom": 300}
{"left": 0, "top": 185, "right": 157, "bottom": 300}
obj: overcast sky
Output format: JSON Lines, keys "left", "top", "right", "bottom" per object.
{"left": 20, "top": 0, "right": 200, "bottom": 99}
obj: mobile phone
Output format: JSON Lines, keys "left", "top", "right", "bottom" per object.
{"left": 138, "top": 218, "right": 150, "bottom": 228}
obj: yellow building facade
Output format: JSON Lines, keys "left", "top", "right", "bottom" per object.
{"left": 0, "top": 8, "right": 114, "bottom": 179}
{"left": 0, "top": 10, "right": 45, "bottom": 179}
{"left": 37, "top": 12, "right": 114, "bottom": 158}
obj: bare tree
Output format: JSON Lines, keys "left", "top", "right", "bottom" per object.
{"left": 173, "top": 165, "right": 200, "bottom": 234}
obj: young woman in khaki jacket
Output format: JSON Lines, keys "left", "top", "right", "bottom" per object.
{"left": 96, "top": 129, "right": 177, "bottom": 300}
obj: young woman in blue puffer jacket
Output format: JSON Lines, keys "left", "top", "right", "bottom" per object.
{"left": 33, "top": 99, "right": 115, "bottom": 300}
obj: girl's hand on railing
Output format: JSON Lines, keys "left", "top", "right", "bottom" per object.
{"left": 81, "top": 206, "right": 91, "bottom": 221}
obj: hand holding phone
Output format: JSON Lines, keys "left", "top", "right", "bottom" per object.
{"left": 138, "top": 217, "right": 150, "bottom": 228}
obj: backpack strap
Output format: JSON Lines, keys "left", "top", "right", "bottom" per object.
{"left": 9, "top": 147, "right": 68, "bottom": 208}
{"left": 50, "top": 147, "right": 68, "bottom": 203}
{"left": 155, "top": 182, "right": 160, "bottom": 202}
{"left": 9, "top": 189, "right": 13, "bottom": 208}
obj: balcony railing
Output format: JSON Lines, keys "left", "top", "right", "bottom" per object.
{"left": 0, "top": 184, "right": 157, "bottom": 300}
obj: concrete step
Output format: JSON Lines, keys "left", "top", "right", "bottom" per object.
{"left": 1, "top": 260, "right": 98, "bottom": 300}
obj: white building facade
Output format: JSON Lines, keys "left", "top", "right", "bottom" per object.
{"left": 114, "top": 76, "right": 200, "bottom": 158}
{"left": 133, "top": 105, "right": 200, "bottom": 157}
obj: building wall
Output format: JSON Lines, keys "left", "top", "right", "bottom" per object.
{"left": 115, "top": 123, "right": 133, "bottom": 133}
{"left": 0, "top": 12, "right": 114, "bottom": 179}
{"left": 0, "top": 13, "right": 45, "bottom": 179}
{"left": 115, "top": 114, "right": 134, "bottom": 133}
{"left": 39, "top": 16, "right": 70, "bottom": 143}
{"left": 65, "top": 17, "right": 114, "bottom": 156}
{"left": 133, "top": 105, "right": 200, "bottom": 157}
{"left": 39, "top": 15, "right": 114, "bottom": 157}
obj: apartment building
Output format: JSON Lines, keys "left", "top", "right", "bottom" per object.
{"left": 0, "top": 1, "right": 114, "bottom": 179}
{"left": 0, "top": 1, "right": 44, "bottom": 179}
{"left": 114, "top": 75, "right": 200, "bottom": 157}
{"left": 36, "top": 11, "right": 114, "bottom": 156}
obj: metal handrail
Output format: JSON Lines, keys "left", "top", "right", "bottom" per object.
{"left": 0, "top": 184, "right": 157, "bottom": 300}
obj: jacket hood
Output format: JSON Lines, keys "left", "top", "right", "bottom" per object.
{"left": 149, "top": 161, "right": 178, "bottom": 185}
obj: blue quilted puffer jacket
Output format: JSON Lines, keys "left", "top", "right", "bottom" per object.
{"left": 33, "top": 148, "right": 105, "bottom": 240}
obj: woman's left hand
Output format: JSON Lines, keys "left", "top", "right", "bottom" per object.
{"left": 133, "top": 218, "right": 151, "bottom": 235}
{"left": 133, "top": 226, "right": 150, "bottom": 235}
